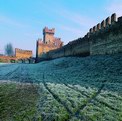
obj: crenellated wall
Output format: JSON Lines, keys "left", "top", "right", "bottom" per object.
{"left": 36, "top": 13, "right": 122, "bottom": 62}
{"left": 89, "top": 13, "right": 122, "bottom": 55}
{"left": 15, "top": 48, "right": 32, "bottom": 59}
{"left": 38, "top": 37, "right": 90, "bottom": 61}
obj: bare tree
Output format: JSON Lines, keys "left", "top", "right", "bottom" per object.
{"left": 5, "top": 43, "right": 14, "bottom": 56}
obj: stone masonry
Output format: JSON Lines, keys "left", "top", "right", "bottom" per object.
{"left": 15, "top": 48, "right": 32, "bottom": 59}
{"left": 36, "top": 13, "right": 122, "bottom": 62}
{"left": 36, "top": 27, "right": 63, "bottom": 59}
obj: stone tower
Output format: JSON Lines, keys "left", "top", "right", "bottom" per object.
{"left": 36, "top": 27, "right": 63, "bottom": 61}
{"left": 43, "top": 27, "right": 55, "bottom": 44}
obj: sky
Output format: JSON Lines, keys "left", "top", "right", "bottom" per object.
{"left": 0, "top": 0, "right": 122, "bottom": 56}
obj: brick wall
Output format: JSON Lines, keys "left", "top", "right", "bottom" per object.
{"left": 15, "top": 48, "right": 32, "bottom": 59}
{"left": 0, "top": 56, "right": 17, "bottom": 63}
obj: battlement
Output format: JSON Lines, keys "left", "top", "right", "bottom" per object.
{"left": 43, "top": 27, "right": 55, "bottom": 35}
{"left": 89, "top": 13, "right": 117, "bottom": 34}
{"left": 87, "top": 13, "right": 122, "bottom": 55}
{"left": 15, "top": 48, "right": 32, "bottom": 53}
{"left": 15, "top": 48, "right": 32, "bottom": 59}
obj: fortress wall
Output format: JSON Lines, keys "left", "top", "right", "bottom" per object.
{"left": 36, "top": 13, "right": 122, "bottom": 62}
{"left": 15, "top": 48, "right": 32, "bottom": 59}
{"left": 46, "top": 47, "right": 65, "bottom": 59}
{"left": 90, "top": 14, "right": 122, "bottom": 55}
{"left": 70, "top": 37, "right": 90, "bottom": 56}
{"left": 42, "top": 37, "right": 90, "bottom": 60}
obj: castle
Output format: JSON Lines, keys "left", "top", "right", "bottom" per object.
{"left": 1, "top": 13, "right": 121, "bottom": 63}
{"left": 36, "top": 27, "right": 63, "bottom": 59}
{"left": 36, "top": 13, "right": 122, "bottom": 61}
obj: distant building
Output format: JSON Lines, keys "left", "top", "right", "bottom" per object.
{"left": 36, "top": 27, "right": 63, "bottom": 58}
{"left": 15, "top": 48, "right": 32, "bottom": 59}
{"left": 0, "top": 55, "right": 17, "bottom": 63}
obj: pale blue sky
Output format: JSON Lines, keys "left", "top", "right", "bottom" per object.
{"left": 0, "top": 0, "right": 122, "bottom": 56}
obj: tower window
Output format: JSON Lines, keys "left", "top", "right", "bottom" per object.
{"left": 54, "top": 42, "right": 57, "bottom": 46}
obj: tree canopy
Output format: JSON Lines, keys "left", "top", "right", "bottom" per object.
{"left": 5, "top": 43, "right": 14, "bottom": 56}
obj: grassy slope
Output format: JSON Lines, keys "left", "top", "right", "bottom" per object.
{"left": 0, "top": 54, "right": 122, "bottom": 121}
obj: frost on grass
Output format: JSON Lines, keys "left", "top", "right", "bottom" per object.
{"left": 36, "top": 83, "right": 69, "bottom": 120}
{"left": 0, "top": 54, "right": 122, "bottom": 121}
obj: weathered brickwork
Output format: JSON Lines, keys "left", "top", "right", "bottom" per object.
{"left": 39, "top": 37, "right": 90, "bottom": 61}
{"left": 36, "top": 27, "right": 63, "bottom": 59}
{"left": 15, "top": 48, "right": 32, "bottom": 59}
{"left": 0, "top": 48, "right": 33, "bottom": 63}
{"left": 0, "top": 55, "right": 17, "bottom": 63}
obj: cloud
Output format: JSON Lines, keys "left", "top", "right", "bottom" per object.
{"left": 59, "top": 25, "right": 82, "bottom": 35}
{"left": 50, "top": 8, "right": 96, "bottom": 30}
{"left": 106, "top": 0, "right": 122, "bottom": 17}
{"left": 43, "top": 7, "right": 97, "bottom": 40}
{"left": 56, "top": 24, "right": 89, "bottom": 45}
{"left": 38, "top": 3, "right": 96, "bottom": 30}
{"left": 57, "top": 9, "right": 96, "bottom": 28}
{"left": 24, "top": 32, "right": 41, "bottom": 39}
{"left": 0, "top": 15, "right": 26, "bottom": 28}
{"left": 56, "top": 9, "right": 97, "bottom": 40}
